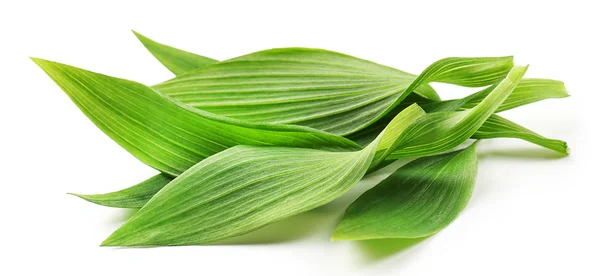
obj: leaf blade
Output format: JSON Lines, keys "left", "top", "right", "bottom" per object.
{"left": 133, "top": 31, "right": 218, "bottom": 75}
{"left": 33, "top": 58, "right": 360, "bottom": 176}
{"left": 332, "top": 143, "right": 478, "bottom": 240}
{"left": 154, "top": 49, "right": 513, "bottom": 135}
{"left": 69, "top": 174, "right": 174, "bottom": 209}
{"left": 389, "top": 65, "right": 528, "bottom": 158}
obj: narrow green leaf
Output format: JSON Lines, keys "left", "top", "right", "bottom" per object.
{"left": 462, "top": 78, "right": 569, "bottom": 112}
{"left": 472, "top": 114, "right": 569, "bottom": 154}
{"left": 418, "top": 79, "right": 569, "bottom": 154}
{"left": 153, "top": 49, "right": 513, "bottom": 135}
{"left": 32, "top": 58, "right": 360, "bottom": 177}
{"left": 101, "top": 105, "right": 424, "bottom": 246}
{"left": 332, "top": 142, "right": 478, "bottom": 240}
{"left": 69, "top": 174, "right": 173, "bottom": 209}
{"left": 388, "top": 65, "right": 528, "bottom": 159}
{"left": 133, "top": 31, "right": 218, "bottom": 75}
{"left": 423, "top": 79, "right": 569, "bottom": 113}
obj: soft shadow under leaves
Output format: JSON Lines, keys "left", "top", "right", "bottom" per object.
{"left": 356, "top": 237, "right": 428, "bottom": 262}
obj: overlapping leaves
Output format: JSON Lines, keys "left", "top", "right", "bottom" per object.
{"left": 33, "top": 33, "right": 570, "bottom": 247}
{"left": 101, "top": 66, "right": 523, "bottom": 245}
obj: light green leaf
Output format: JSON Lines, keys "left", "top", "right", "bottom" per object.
{"left": 423, "top": 79, "right": 568, "bottom": 113}
{"left": 471, "top": 114, "right": 569, "bottom": 154}
{"left": 133, "top": 31, "right": 218, "bottom": 75}
{"left": 32, "top": 58, "right": 360, "bottom": 177}
{"left": 417, "top": 79, "right": 569, "bottom": 155}
{"left": 153, "top": 48, "right": 514, "bottom": 135}
{"left": 332, "top": 142, "right": 478, "bottom": 240}
{"left": 69, "top": 174, "right": 173, "bottom": 209}
{"left": 462, "top": 78, "right": 569, "bottom": 112}
{"left": 101, "top": 104, "right": 424, "bottom": 246}
{"left": 388, "top": 65, "right": 528, "bottom": 159}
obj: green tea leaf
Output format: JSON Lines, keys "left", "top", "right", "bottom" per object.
{"left": 69, "top": 174, "right": 173, "bottom": 209}
{"left": 153, "top": 48, "right": 513, "bottom": 135}
{"left": 32, "top": 58, "right": 360, "bottom": 177}
{"left": 133, "top": 31, "right": 218, "bottom": 75}
{"left": 101, "top": 105, "right": 424, "bottom": 246}
{"left": 332, "top": 142, "right": 478, "bottom": 240}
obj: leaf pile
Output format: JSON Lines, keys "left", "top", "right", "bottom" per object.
{"left": 33, "top": 31, "right": 569, "bottom": 247}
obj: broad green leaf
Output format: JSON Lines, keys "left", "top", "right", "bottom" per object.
{"left": 32, "top": 59, "right": 360, "bottom": 177}
{"left": 101, "top": 105, "right": 425, "bottom": 246}
{"left": 71, "top": 66, "right": 526, "bottom": 210}
{"left": 133, "top": 31, "right": 218, "bottom": 75}
{"left": 69, "top": 174, "right": 173, "bottom": 209}
{"left": 332, "top": 142, "right": 478, "bottom": 240}
{"left": 388, "top": 65, "right": 528, "bottom": 159}
{"left": 153, "top": 49, "right": 514, "bottom": 135}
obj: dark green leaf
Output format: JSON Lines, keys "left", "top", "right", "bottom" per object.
{"left": 332, "top": 142, "right": 478, "bottom": 240}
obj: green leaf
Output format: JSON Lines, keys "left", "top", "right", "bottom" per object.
{"left": 101, "top": 104, "right": 425, "bottom": 246}
{"left": 153, "top": 48, "right": 514, "bottom": 135}
{"left": 462, "top": 78, "right": 569, "bottom": 112}
{"left": 69, "top": 174, "right": 173, "bottom": 209}
{"left": 417, "top": 79, "right": 569, "bottom": 155}
{"left": 388, "top": 65, "right": 528, "bottom": 159}
{"left": 332, "top": 142, "right": 478, "bottom": 240}
{"left": 32, "top": 58, "right": 360, "bottom": 177}
{"left": 133, "top": 31, "right": 218, "bottom": 75}
{"left": 472, "top": 114, "right": 569, "bottom": 154}
{"left": 422, "top": 79, "right": 568, "bottom": 113}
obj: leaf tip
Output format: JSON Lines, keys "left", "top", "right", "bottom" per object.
{"left": 30, "top": 57, "right": 50, "bottom": 68}
{"left": 101, "top": 230, "right": 129, "bottom": 247}
{"left": 131, "top": 30, "right": 153, "bottom": 46}
{"left": 100, "top": 237, "right": 117, "bottom": 247}
{"left": 131, "top": 29, "right": 144, "bottom": 40}
{"left": 67, "top": 192, "right": 91, "bottom": 201}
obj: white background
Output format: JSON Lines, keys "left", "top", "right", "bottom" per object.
{"left": 1, "top": 1, "right": 598, "bottom": 275}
